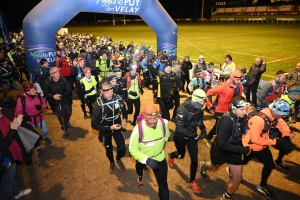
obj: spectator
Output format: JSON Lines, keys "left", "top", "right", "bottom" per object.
{"left": 287, "top": 62, "right": 300, "bottom": 87}
{"left": 188, "top": 69, "right": 208, "bottom": 93}
{"left": 180, "top": 55, "right": 193, "bottom": 93}
{"left": 246, "top": 57, "right": 266, "bottom": 106}
{"left": 221, "top": 54, "right": 236, "bottom": 78}
{"left": 205, "top": 62, "right": 216, "bottom": 89}
{"left": 192, "top": 55, "right": 207, "bottom": 78}
{"left": 257, "top": 70, "right": 287, "bottom": 108}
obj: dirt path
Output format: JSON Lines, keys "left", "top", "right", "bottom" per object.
{"left": 1, "top": 88, "right": 300, "bottom": 200}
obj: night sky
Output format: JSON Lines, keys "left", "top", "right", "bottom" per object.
{"left": 0, "top": 0, "right": 211, "bottom": 30}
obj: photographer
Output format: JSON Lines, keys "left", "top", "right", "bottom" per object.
{"left": 125, "top": 64, "right": 143, "bottom": 127}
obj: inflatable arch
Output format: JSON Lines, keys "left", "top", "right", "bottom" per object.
{"left": 23, "top": 0, "right": 178, "bottom": 80}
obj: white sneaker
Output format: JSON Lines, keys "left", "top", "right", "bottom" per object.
{"left": 15, "top": 189, "right": 32, "bottom": 199}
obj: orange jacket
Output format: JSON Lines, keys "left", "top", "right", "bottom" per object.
{"left": 242, "top": 108, "right": 291, "bottom": 151}
{"left": 206, "top": 81, "right": 243, "bottom": 113}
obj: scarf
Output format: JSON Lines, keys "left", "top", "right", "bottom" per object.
{"left": 0, "top": 115, "right": 23, "bottom": 162}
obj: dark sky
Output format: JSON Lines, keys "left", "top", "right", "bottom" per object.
{"left": 1, "top": 0, "right": 210, "bottom": 30}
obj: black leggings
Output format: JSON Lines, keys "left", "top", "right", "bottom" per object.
{"left": 207, "top": 112, "right": 224, "bottom": 140}
{"left": 172, "top": 93, "right": 180, "bottom": 119}
{"left": 100, "top": 130, "right": 126, "bottom": 163}
{"left": 157, "top": 98, "right": 171, "bottom": 120}
{"left": 169, "top": 132, "right": 198, "bottom": 182}
{"left": 86, "top": 94, "right": 97, "bottom": 115}
{"left": 136, "top": 159, "right": 169, "bottom": 200}
{"left": 127, "top": 97, "right": 140, "bottom": 124}
{"left": 54, "top": 103, "right": 72, "bottom": 132}
{"left": 246, "top": 83, "right": 259, "bottom": 105}
{"left": 181, "top": 74, "right": 190, "bottom": 91}
{"left": 243, "top": 146, "right": 275, "bottom": 187}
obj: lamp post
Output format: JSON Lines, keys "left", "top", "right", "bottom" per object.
{"left": 201, "top": 0, "right": 204, "bottom": 20}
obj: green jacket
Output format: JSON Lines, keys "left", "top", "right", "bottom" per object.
{"left": 280, "top": 94, "right": 295, "bottom": 126}
{"left": 96, "top": 56, "right": 110, "bottom": 77}
{"left": 129, "top": 119, "right": 170, "bottom": 163}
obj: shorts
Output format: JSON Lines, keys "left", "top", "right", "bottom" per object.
{"left": 210, "top": 144, "right": 243, "bottom": 167}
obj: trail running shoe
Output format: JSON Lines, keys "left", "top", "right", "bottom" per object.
{"left": 137, "top": 176, "right": 144, "bottom": 187}
{"left": 167, "top": 153, "right": 174, "bottom": 168}
{"left": 189, "top": 180, "right": 201, "bottom": 193}
{"left": 220, "top": 193, "right": 232, "bottom": 200}
{"left": 274, "top": 161, "right": 290, "bottom": 171}
{"left": 203, "top": 138, "right": 212, "bottom": 148}
{"left": 109, "top": 162, "right": 115, "bottom": 174}
{"left": 116, "top": 160, "right": 125, "bottom": 171}
{"left": 256, "top": 185, "right": 277, "bottom": 200}
{"left": 200, "top": 161, "right": 207, "bottom": 178}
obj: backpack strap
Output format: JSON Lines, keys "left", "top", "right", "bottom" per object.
{"left": 20, "top": 95, "right": 26, "bottom": 112}
{"left": 138, "top": 116, "right": 166, "bottom": 143}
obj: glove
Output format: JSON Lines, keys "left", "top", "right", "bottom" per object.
{"left": 35, "top": 105, "right": 42, "bottom": 110}
{"left": 276, "top": 138, "right": 293, "bottom": 154}
{"left": 146, "top": 158, "right": 159, "bottom": 170}
{"left": 139, "top": 86, "right": 144, "bottom": 95}
{"left": 240, "top": 146, "right": 251, "bottom": 156}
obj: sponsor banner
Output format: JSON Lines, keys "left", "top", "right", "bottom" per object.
{"left": 161, "top": 44, "right": 177, "bottom": 59}
{"left": 26, "top": 44, "right": 56, "bottom": 66}
{"left": 0, "top": 9, "right": 11, "bottom": 46}
{"left": 88, "top": 0, "right": 142, "bottom": 14}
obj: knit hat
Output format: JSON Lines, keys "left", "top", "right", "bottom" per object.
{"left": 269, "top": 99, "right": 291, "bottom": 116}
{"left": 231, "top": 97, "right": 250, "bottom": 109}
{"left": 143, "top": 105, "right": 159, "bottom": 119}
{"left": 192, "top": 89, "right": 206, "bottom": 102}
{"left": 207, "top": 62, "right": 215, "bottom": 68}
{"left": 107, "top": 72, "right": 117, "bottom": 82}
{"left": 164, "top": 61, "right": 172, "bottom": 68}
{"left": 199, "top": 55, "right": 204, "bottom": 59}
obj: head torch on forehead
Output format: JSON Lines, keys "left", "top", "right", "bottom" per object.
{"left": 192, "top": 94, "right": 206, "bottom": 100}
{"left": 232, "top": 100, "right": 250, "bottom": 109}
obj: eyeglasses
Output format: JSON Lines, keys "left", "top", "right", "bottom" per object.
{"left": 102, "top": 87, "right": 113, "bottom": 92}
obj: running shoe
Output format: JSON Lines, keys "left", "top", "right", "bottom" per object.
{"left": 43, "top": 137, "right": 52, "bottom": 144}
{"left": 274, "top": 161, "right": 290, "bottom": 171}
{"left": 15, "top": 189, "right": 32, "bottom": 199}
{"left": 167, "top": 153, "right": 174, "bottom": 168}
{"left": 256, "top": 185, "right": 277, "bottom": 200}
{"left": 109, "top": 162, "right": 115, "bottom": 174}
{"left": 116, "top": 160, "right": 125, "bottom": 171}
{"left": 137, "top": 176, "right": 144, "bottom": 187}
{"left": 199, "top": 161, "right": 207, "bottom": 178}
{"left": 203, "top": 138, "right": 212, "bottom": 148}
{"left": 189, "top": 180, "right": 201, "bottom": 193}
{"left": 220, "top": 193, "right": 232, "bottom": 200}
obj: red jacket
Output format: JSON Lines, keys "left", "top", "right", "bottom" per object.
{"left": 265, "top": 80, "right": 283, "bottom": 102}
{"left": 56, "top": 57, "right": 72, "bottom": 76}
{"left": 206, "top": 80, "right": 243, "bottom": 113}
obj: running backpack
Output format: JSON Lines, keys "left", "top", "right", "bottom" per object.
{"left": 247, "top": 110, "right": 277, "bottom": 134}
{"left": 136, "top": 113, "right": 166, "bottom": 143}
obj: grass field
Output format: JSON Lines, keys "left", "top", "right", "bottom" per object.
{"left": 67, "top": 22, "right": 300, "bottom": 80}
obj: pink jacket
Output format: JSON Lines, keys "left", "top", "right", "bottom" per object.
{"left": 15, "top": 93, "right": 47, "bottom": 125}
